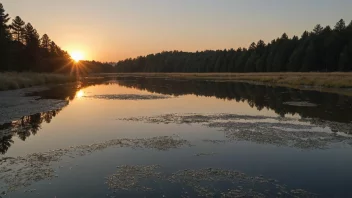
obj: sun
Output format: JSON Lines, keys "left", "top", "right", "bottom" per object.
{"left": 70, "top": 51, "right": 84, "bottom": 62}
{"left": 76, "top": 90, "right": 84, "bottom": 98}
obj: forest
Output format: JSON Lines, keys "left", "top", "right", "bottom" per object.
{"left": 116, "top": 19, "right": 352, "bottom": 73}
{"left": 0, "top": 3, "right": 113, "bottom": 73}
{"left": 1, "top": 2, "right": 352, "bottom": 74}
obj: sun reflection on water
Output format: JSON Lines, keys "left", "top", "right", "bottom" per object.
{"left": 76, "top": 90, "right": 85, "bottom": 98}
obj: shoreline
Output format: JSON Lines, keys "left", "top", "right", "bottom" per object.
{"left": 0, "top": 72, "right": 76, "bottom": 91}
{"left": 101, "top": 73, "right": 352, "bottom": 96}
{"left": 0, "top": 86, "right": 69, "bottom": 125}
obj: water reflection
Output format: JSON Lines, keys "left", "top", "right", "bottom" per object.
{"left": 26, "top": 77, "right": 109, "bottom": 100}
{"left": 0, "top": 77, "right": 112, "bottom": 155}
{"left": 114, "top": 77, "right": 352, "bottom": 123}
{"left": 1, "top": 76, "right": 352, "bottom": 197}
{"left": 3, "top": 77, "right": 352, "bottom": 153}
{"left": 76, "top": 90, "right": 85, "bottom": 98}
{"left": 0, "top": 109, "right": 62, "bottom": 154}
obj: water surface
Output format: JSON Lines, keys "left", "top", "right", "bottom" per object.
{"left": 1, "top": 77, "right": 352, "bottom": 198}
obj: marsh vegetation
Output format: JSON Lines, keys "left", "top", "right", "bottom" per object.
{"left": 0, "top": 72, "right": 75, "bottom": 91}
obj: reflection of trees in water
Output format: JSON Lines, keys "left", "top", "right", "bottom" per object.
{"left": 115, "top": 77, "right": 352, "bottom": 123}
{"left": 0, "top": 109, "right": 61, "bottom": 154}
{"left": 0, "top": 78, "right": 79, "bottom": 154}
{"left": 26, "top": 77, "right": 110, "bottom": 101}
{"left": 0, "top": 135, "right": 14, "bottom": 155}
{"left": 0, "top": 77, "right": 109, "bottom": 155}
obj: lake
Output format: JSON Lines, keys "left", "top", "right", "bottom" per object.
{"left": 1, "top": 76, "right": 352, "bottom": 198}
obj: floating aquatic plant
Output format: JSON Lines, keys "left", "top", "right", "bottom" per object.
{"left": 0, "top": 136, "right": 191, "bottom": 192}
{"left": 121, "top": 113, "right": 352, "bottom": 149}
{"left": 105, "top": 165, "right": 317, "bottom": 198}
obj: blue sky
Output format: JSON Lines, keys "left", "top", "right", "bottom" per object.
{"left": 2, "top": 0, "right": 352, "bottom": 61}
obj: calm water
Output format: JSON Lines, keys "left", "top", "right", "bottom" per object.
{"left": 1, "top": 76, "right": 352, "bottom": 198}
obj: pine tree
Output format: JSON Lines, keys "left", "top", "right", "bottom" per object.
{"left": 322, "top": 26, "right": 332, "bottom": 34}
{"left": 23, "top": 23, "right": 40, "bottom": 71}
{"left": 256, "top": 40, "right": 266, "bottom": 54}
{"left": 49, "top": 41, "right": 58, "bottom": 55}
{"left": 24, "top": 23, "right": 39, "bottom": 46}
{"left": 301, "top": 42, "right": 317, "bottom": 71}
{"left": 287, "top": 45, "right": 306, "bottom": 71}
{"left": 249, "top": 42, "right": 257, "bottom": 51}
{"left": 40, "top": 34, "right": 51, "bottom": 50}
{"left": 235, "top": 48, "right": 249, "bottom": 72}
{"left": 281, "top": 33, "right": 289, "bottom": 40}
{"left": 313, "top": 24, "right": 324, "bottom": 35}
{"left": 0, "top": 3, "right": 11, "bottom": 70}
{"left": 338, "top": 45, "right": 351, "bottom": 71}
{"left": 0, "top": 3, "right": 10, "bottom": 39}
{"left": 301, "top": 31, "right": 309, "bottom": 39}
{"left": 334, "top": 19, "right": 346, "bottom": 31}
{"left": 11, "top": 16, "right": 25, "bottom": 42}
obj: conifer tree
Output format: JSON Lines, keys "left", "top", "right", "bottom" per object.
{"left": 0, "top": 3, "right": 10, "bottom": 39}
{"left": 301, "top": 42, "right": 317, "bottom": 71}
{"left": 338, "top": 45, "right": 351, "bottom": 71}
{"left": 0, "top": 3, "right": 11, "bottom": 70}
{"left": 40, "top": 34, "right": 51, "bottom": 50}
{"left": 334, "top": 19, "right": 346, "bottom": 31}
{"left": 24, "top": 23, "right": 39, "bottom": 46}
{"left": 11, "top": 16, "right": 25, "bottom": 42}
{"left": 313, "top": 24, "right": 324, "bottom": 35}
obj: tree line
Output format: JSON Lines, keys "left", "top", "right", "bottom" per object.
{"left": 116, "top": 19, "right": 352, "bottom": 73}
{"left": 0, "top": 3, "right": 113, "bottom": 73}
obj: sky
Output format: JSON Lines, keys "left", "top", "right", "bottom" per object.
{"left": 2, "top": 0, "right": 352, "bottom": 62}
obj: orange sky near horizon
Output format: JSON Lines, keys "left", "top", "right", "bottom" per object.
{"left": 2, "top": 0, "right": 352, "bottom": 62}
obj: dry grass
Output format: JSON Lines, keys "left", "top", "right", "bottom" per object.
{"left": 111, "top": 72, "right": 352, "bottom": 88}
{"left": 104, "top": 72, "right": 352, "bottom": 96}
{"left": 0, "top": 72, "right": 76, "bottom": 91}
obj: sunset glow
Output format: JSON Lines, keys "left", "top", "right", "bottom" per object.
{"left": 70, "top": 51, "right": 84, "bottom": 62}
{"left": 76, "top": 90, "right": 85, "bottom": 98}
{"left": 3, "top": 0, "right": 351, "bottom": 62}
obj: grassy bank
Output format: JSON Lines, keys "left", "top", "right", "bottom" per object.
{"left": 112, "top": 73, "right": 352, "bottom": 88}
{"left": 0, "top": 72, "right": 76, "bottom": 91}
{"left": 105, "top": 72, "right": 352, "bottom": 96}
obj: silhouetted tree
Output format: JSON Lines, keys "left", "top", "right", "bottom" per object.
{"left": 338, "top": 44, "right": 351, "bottom": 71}
{"left": 301, "top": 42, "right": 317, "bottom": 71}
{"left": 323, "top": 26, "right": 332, "bottom": 34}
{"left": 23, "top": 23, "right": 40, "bottom": 70}
{"left": 40, "top": 34, "right": 51, "bottom": 50}
{"left": 115, "top": 19, "right": 352, "bottom": 73}
{"left": 0, "top": 3, "right": 11, "bottom": 70}
{"left": 10, "top": 16, "right": 25, "bottom": 42}
{"left": 0, "top": 3, "right": 112, "bottom": 73}
{"left": 301, "top": 31, "right": 309, "bottom": 39}
{"left": 0, "top": 3, "right": 350, "bottom": 74}
{"left": 313, "top": 24, "right": 324, "bottom": 35}
{"left": 334, "top": 19, "right": 346, "bottom": 31}
{"left": 24, "top": 23, "right": 39, "bottom": 45}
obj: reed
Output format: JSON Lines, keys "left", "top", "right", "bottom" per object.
{"left": 112, "top": 72, "right": 352, "bottom": 88}
{"left": 0, "top": 72, "right": 76, "bottom": 91}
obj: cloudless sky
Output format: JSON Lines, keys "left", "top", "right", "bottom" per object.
{"left": 2, "top": 0, "right": 352, "bottom": 61}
